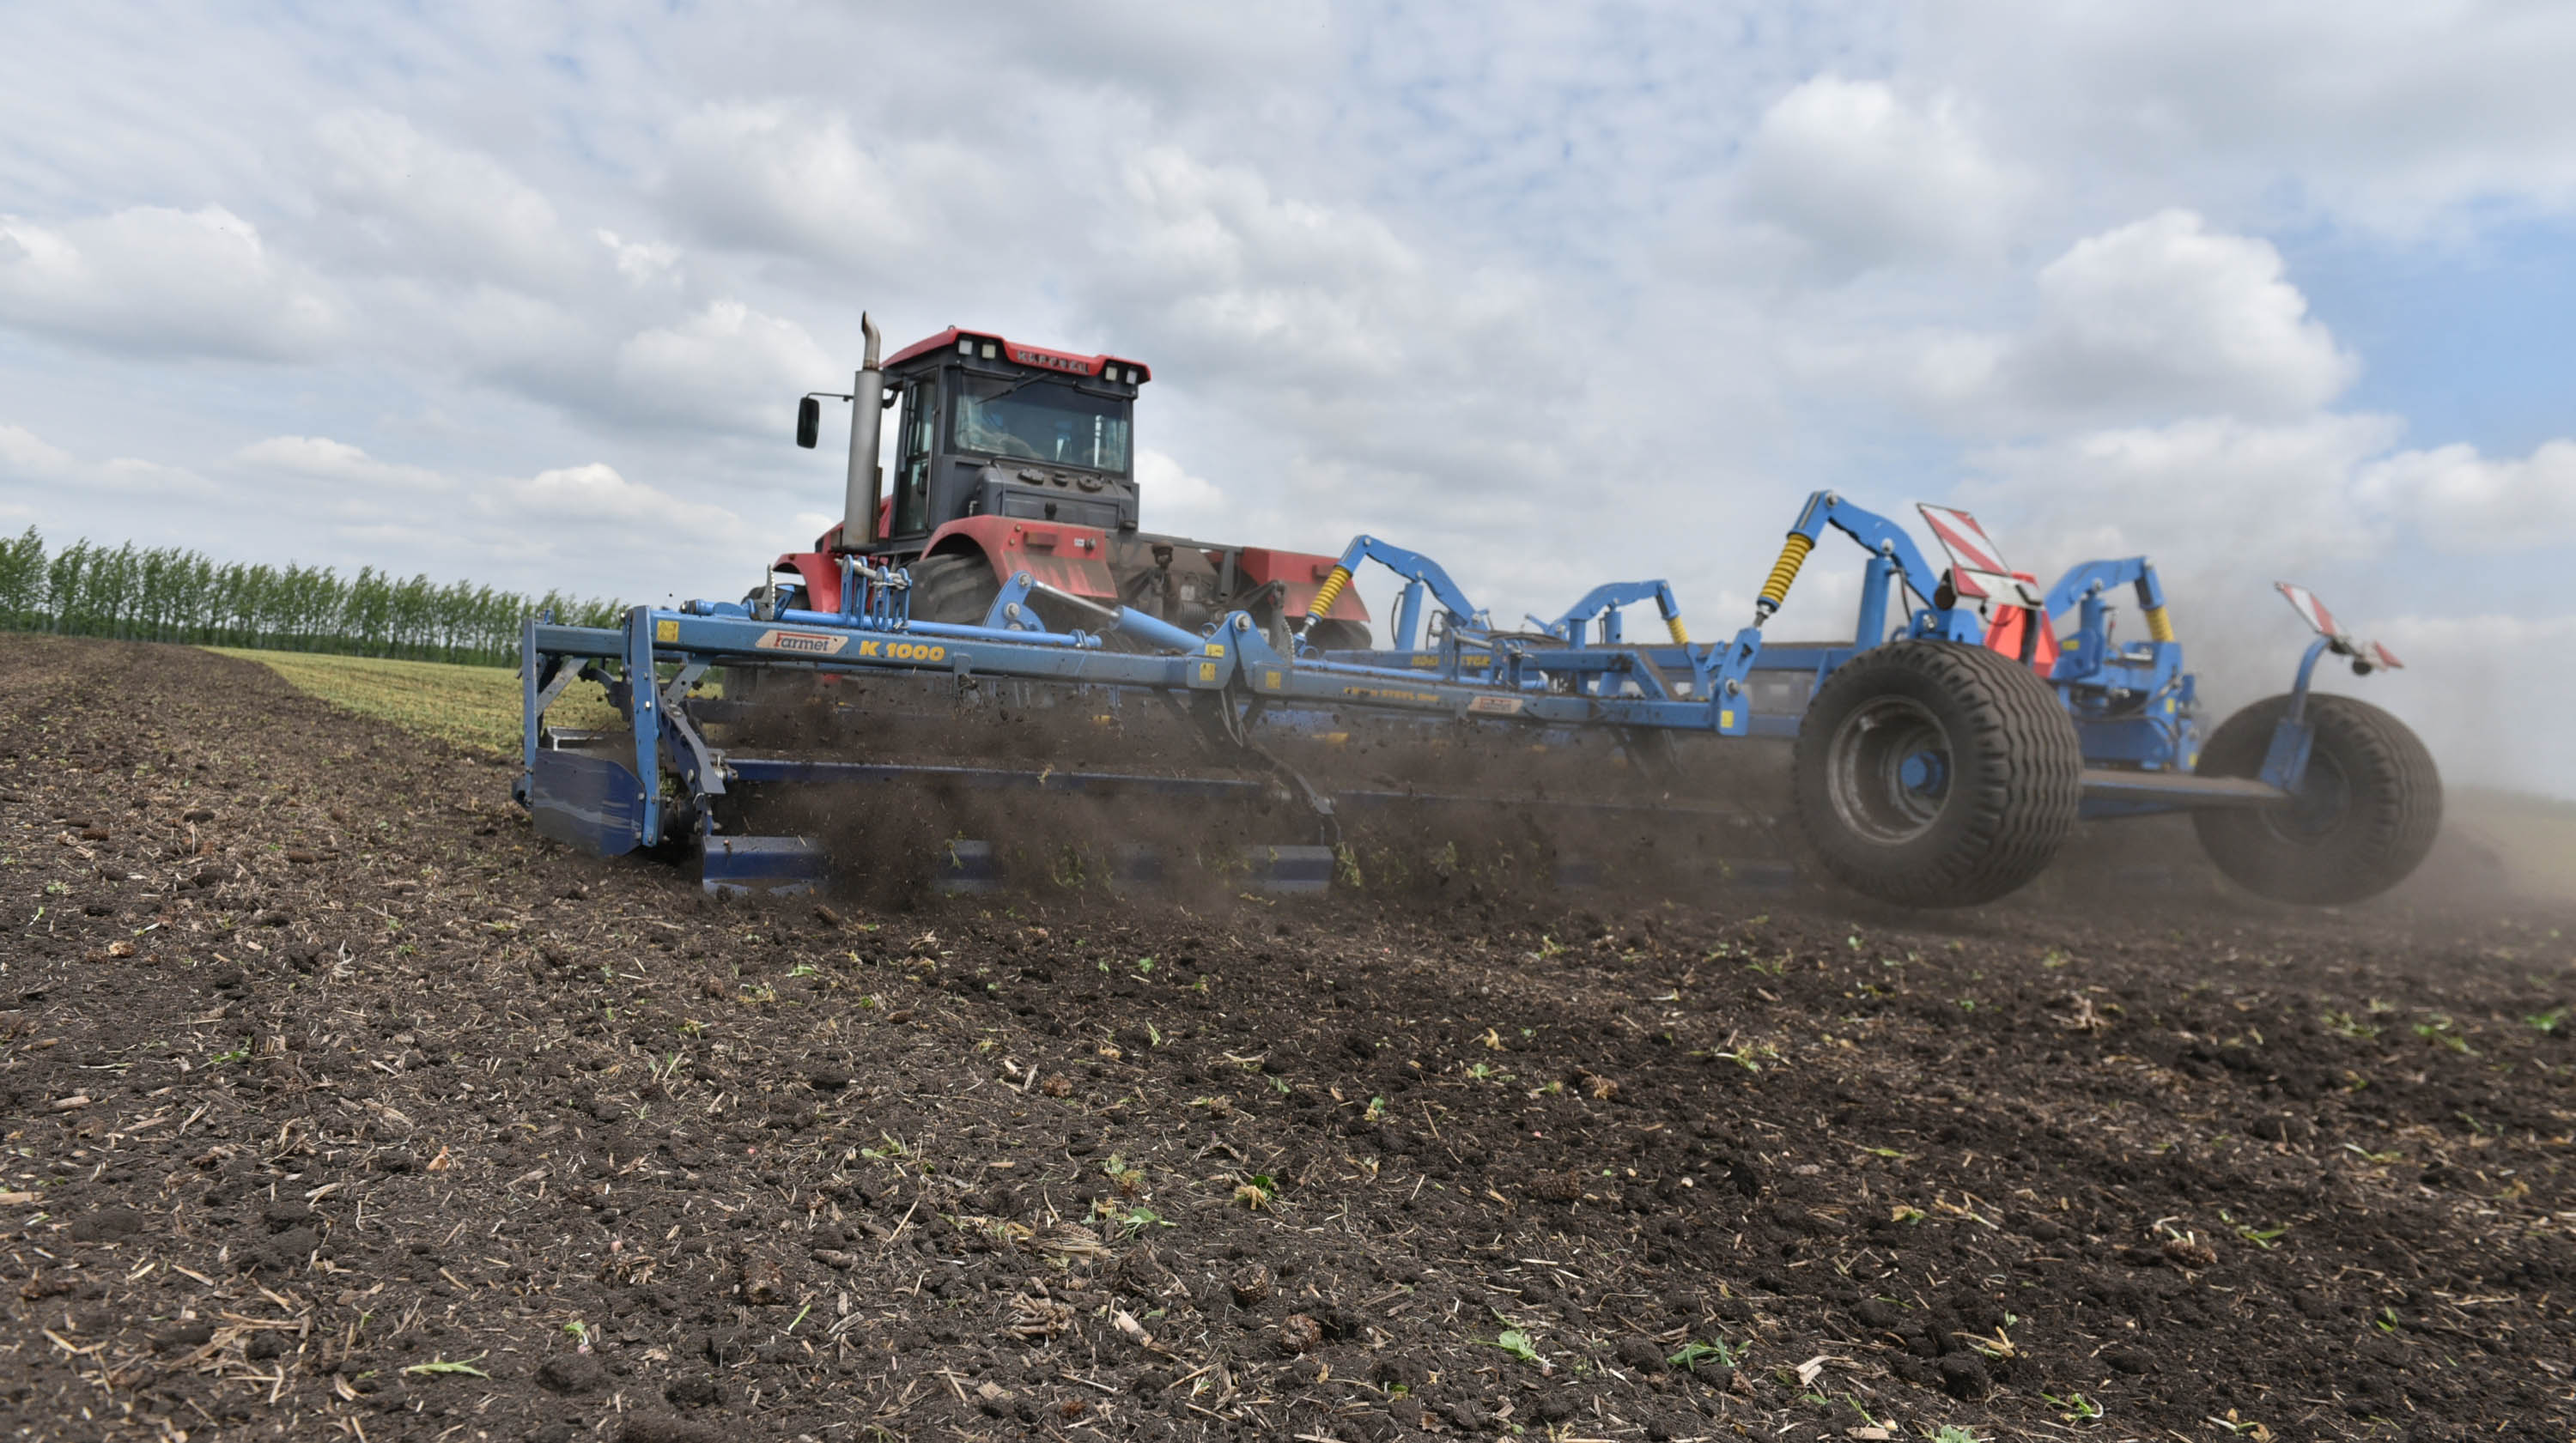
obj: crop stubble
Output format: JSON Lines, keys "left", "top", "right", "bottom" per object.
{"left": 0, "top": 634, "right": 2570, "bottom": 1442}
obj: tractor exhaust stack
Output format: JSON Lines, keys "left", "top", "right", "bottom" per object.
{"left": 841, "top": 312, "right": 884, "bottom": 550}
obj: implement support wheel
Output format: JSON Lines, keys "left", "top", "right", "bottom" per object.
{"left": 2192, "top": 694, "right": 2440, "bottom": 905}
{"left": 1791, "top": 640, "right": 2082, "bottom": 906}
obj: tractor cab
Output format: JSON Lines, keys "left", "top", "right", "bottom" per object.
{"left": 798, "top": 325, "right": 1151, "bottom": 554}
{"left": 783, "top": 320, "right": 1364, "bottom": 642}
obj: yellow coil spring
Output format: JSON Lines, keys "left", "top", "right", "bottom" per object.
{"left": 1759, "top": 532, "right": 1814, "bottom": 610}
{"left": 1307, "top": 564, "right": 1352, "bottom": 619}
{"left": 1665, "top": 615, "right": 1691, "bottom": 646}
{"left": 2143, "top": 603, "right": 2175, "bottom": 643}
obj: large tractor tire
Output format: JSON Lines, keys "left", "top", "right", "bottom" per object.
{"left": 910, "top": 551, "right": 1145, "bottom": 646}
{"left": 1790, "top": 640, "right": 2082, "bottom": 907}
{"left": 2191, "top": 693, "right": 2440, "bottom": 905}
{"left": 906, "top": 553, "right": 1002, "bottom": 625}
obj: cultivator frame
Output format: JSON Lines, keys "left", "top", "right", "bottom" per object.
{"left": 517, "top": 487, "right": 2423, "bottom": 905}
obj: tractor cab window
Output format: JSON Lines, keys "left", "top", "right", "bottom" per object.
{"left": 952, "top": 374, "right": 1130, "bottom": 474}
{"left": 890, "top": 379, "right": 936, "bottom": 537}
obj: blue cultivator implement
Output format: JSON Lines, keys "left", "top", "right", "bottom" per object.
{"left": 515, "top": 320, "right": 2439, "bottom": 907}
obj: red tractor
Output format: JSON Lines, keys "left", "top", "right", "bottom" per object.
{"left": 779, "top": 316, "right": 1372, "bottom": 650}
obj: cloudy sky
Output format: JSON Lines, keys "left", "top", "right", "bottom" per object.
{"left": 3, "top": 3, "right": 2572, "bottom": 793}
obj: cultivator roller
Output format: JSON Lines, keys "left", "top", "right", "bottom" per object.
{"left": 513, "top": 319, "right": 2439, "bottom": 906}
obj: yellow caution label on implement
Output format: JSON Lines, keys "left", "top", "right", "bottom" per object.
{"left": 654, "top": 619, "right": 679, "bottom": 642}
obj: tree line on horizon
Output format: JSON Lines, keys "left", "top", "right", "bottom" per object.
{"left": 0, "top": 528, "right": 624, "bottom": 666}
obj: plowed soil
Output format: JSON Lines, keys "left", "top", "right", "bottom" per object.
{"left": 2, "top": 634, "right": 2570, "bottom": 1443}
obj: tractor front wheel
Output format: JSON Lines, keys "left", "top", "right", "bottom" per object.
{"left": 1790, "top": 640, "right": 2082, "bottom": 906}
{"left": 906, "top": 553, "right": 1002, "bottom": 626}
{"left": 2192, "top": 694, "right": 2440, "bottom": 904}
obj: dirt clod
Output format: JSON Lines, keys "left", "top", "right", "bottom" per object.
{"left": 1229, "top": 1264, "right": 1273, "bottom": 1307}
{"left": 68, "top": 1205, "right": 145, "bottom": 1241}
{"left": 150, "top": 1322, "right": 214, "bottom": 1352}
{"left": 1278, "top": 1313, "right": 1323, "bottom": 1355}
{"left": 537, "top": 1354, "right": 607, "bottom": 1393}
{"left": 738, "top": 1257, "right": 787, "bottom": 1305}
{"left": 621, "top": 1418, "right": 721, "bottom": 1443}
{"left": 2161, "top": 1232, "right": 2220, "bottom": 1269}
{"left": 2102, "top": 1344, "right": 2157, "bottom": 1375}
{"left": 1936, "top": 1352, "right": 1991, "bottom": 1399}
{"left": 663, "top": 1373, "right": 724, "bottom": 1409}
{"left": 1525, "top": 1168, "right": 1585, "bottom": 1203}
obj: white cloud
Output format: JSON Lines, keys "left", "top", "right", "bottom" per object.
{"left": 2354, "top": 439, "right": 2576, "bottom": 553}
{"left": 1920, "top": 2, "right": 2576, "bottom": 233}
{"left": 1133, "top": 448, "right": 1229, "bottom": 540}
{"left": 1812, "top": 210, "right": 2357, "bottom": 433}
{"left": 501, "top": 462, "right": 753, "bottom": 546}
{"left": 0, "top": 206, "right": 336, "bottom": 360}
{"left": 1967, "top": 416, "right": 2576, "bottom": 591}
{"left": 1094, "top": 147, "right": 1577, "bottom": 550}
{"left": 661, "top": 102, "right": 988, "bottom": 266}
{"left": 314, "top": 109, "right": 578, "bottom": 287}
{"left": 1729, "top": 76, "right": 2029, "bottom": 278}
{"left": 232, "top": 435, "right": 453, "bottom": 494}
{"left": 93, "top": 457, "right": 218, "bottom": 497}
{"left": 2007, "top": 210, "right": 2354, "bottom": 419}
{"left": 610, "top": 300, "right": 837, "bottom": 435}
{"left": 0, "top": 422, "right": 75, "bottom": 477}
{"left": 1964, "top": 412, "right": 2402, "bottom": 573}
{"left": 0, "top": 421, "right": 216, "bottom": 498}
{"left": 597, "top": 229, "right": 681, "bottom": 288}
{"left": 1111, "top": 148, "right": 1431, "bottom": 385}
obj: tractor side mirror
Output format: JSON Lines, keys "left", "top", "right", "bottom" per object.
{"left": 795, "top": 396, "right": 821, "bottom": 449}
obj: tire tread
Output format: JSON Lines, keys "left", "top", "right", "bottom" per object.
{"left": 908, "top": 554, "right": 1000, "bottom": 625}
{"left": 1790, "top": 640, "right": 2081, "bottom": 907}
{"left": 2193, "top": 693, "right": 2440, "bottom": 904}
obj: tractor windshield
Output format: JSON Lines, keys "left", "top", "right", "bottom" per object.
{"left": 952, "top": 375, "right": 1131, "bottom": 473}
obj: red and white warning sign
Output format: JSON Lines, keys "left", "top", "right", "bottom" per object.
{"left": 1917, "top": 504, "right": 2040, "bottom": 611}
{"left": 1917, "top": 504, "right": 2010, "bottom": 577}
{"left": 1949, "top": 569, "right": 2045, "bottom": 609}
{"left": 2367, "top": 640, "right": 2403, "bottom": 670}
{"left": 2274, "top": 582, "right": 2347, "bottom": 642}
